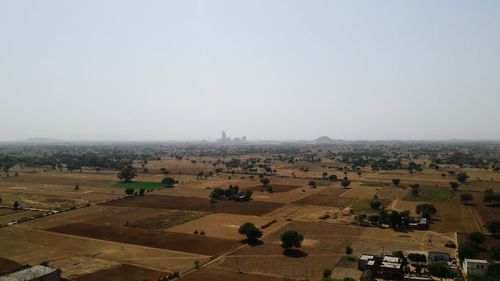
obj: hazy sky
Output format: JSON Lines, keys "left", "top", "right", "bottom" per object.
{"left": 1, "top": 0, "right": 499, "bottom": 141}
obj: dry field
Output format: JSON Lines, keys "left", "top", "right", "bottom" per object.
{"left": 106, "top": 194, "right": 284, "bottom": 216}
{"left": 180, "top": 268, "right": 282, "bottom": 281}
{"left": 0, "top": 226, "right": 209, "bottom": 275}
{"left": 294, "top": 188, "right": 355, "bottom": 207}
{"left": 168, "top": 213, "right": 286, "bottom": 240}
{"left": 48, "top": 223, "right": 240, "bottom": 256}
{"left": 212, "top": 221, "right": 362, "bottom": 281}
{"left": 72, "top": 264, "right": 169, "bottom": 281}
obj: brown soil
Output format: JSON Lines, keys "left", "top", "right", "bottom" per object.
{"left": 294, "top": 188, "right": 354, "bottom": 207}
{"left": 48, "top": 223, "right": 240, "bottom": 256}
{"left": 106, "top": 195, "right": 283, "bottom": 216}
{"left": 72, "top": 264, "right": 169, "bottom": 281}
{"left": 246, "top": 184, "right": 301, "bottom": 193}
{"left": 179, "top": 268, "right": 282, "bottom": 281}
{"left": 0, "top": 256, "right": 22, "bottom": 274}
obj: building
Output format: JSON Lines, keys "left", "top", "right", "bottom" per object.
{"left": 358, "top": 254, "right": 404, "bottom": 279}
{"left": 0, "top": 265, "right": 61, "bottom": 281}
{"left": 462, "top": 258, "right": 489, "bottom": 277}
{"left": 428, "top": 251, "right": 451, "bottom": 262}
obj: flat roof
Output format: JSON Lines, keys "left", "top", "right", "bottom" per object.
{"left": 465, "top": 258, "right": 489, "bottom": 264}
{"left": 359, "top": 254, "right": 374, "bottom": 260}
{"left": 381, "top": 262, "right": 402, "bottom": 269}
{"left": 0, "top": 265, "right": 57, "bottom": 281}
{"left": 383, "top": 256, "right": 401, "bottom": 263}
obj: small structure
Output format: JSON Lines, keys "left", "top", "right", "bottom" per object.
{"left": 357, "top": 254, "right": 404, "bottom": 279}
{"left": 428, "top": 251, "right": 450, "bottom": 262}
{"left": 462, "top": 258, "right": 489, "bottom": 277}
{"left": 0, "top": 265, "right": 61, "bottom": 281}
{"left": 409, "top": 218, "right": 428, "bottom": 230}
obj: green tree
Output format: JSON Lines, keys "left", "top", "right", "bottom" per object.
{"left": 345, "top": 246, "right": 353, "bottom": 255}
{"left": 392, "top": 178, "right": 401, "bottom": 186}
{"left": 486, "top": 220, "right": 500, "bottom": 235}
{"left": 457, "top": 171, "right": 469, "bottom": 185}
{"left": 428, "top": 262, "right": 450, "bottom": 280}
{"left": 468, "top": 232, "right": 485, "bottom": 244}
{"left": 370, "top": 199, "right": 381, "bottom": 210}
{"left": 449, "top": 181, "right": 459, "bottom": 191}
{"left": 459, "top": 241, "right": 480, "bottom": 259}
{"left": 280, "top": 230, "right": 304, "bottom": 251}
{"left": 238, "top": 222, "right": 263, "bottom": 243}
{"left": 308, "top": 180, "right": 317, "bottom": 188}
{"left": 138, "top": 188, "right": 146, "bottom": 196}
{"left": 161, "top": 177, "right": 176, "bottom": 187}
{"left": 460, "top": 193, "right": 473, "bottom": 204}
{"left": 124, "top": 188, "right": 135, "bottom": 196}
{"left": 13, "top": 201, "right": 20, "bottom": 210}
{"left": 416, "top": 203, "right": 437, "bottom": 219}
{"left": 341, "top": 178, "right": 351, "bottom": 188}
{"left": 261, "top": 178, "right": 270, "bottom": 187}
{"left": 322, "top": 269, "right": 332, "bottom": 279}
{"left": 410, "top": 184, "right": 420, "bottom": 196}
{"left": 328, "top": 174, "right": 338, "bottom": 182}
{"left": 117, "top": 165, "right": 136, "bottom": 182}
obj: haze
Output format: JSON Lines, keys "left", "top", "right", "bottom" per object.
{"left": 1, "top": 0, "right": 499, "bottom": 141}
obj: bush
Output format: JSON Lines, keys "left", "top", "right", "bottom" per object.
{"left": 468, "top": 232, "right": 486, "bottom": 244}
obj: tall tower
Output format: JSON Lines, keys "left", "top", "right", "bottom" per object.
{"left": 221, "top": 131, "right": 227, "bottom": 142}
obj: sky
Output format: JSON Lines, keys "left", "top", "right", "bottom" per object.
{"left": 1, "top": 0, "right": 499, "bottom": 141}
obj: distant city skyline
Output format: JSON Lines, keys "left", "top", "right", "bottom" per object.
{"left": 1, "top": 1, "right": 499, "bottom": 141}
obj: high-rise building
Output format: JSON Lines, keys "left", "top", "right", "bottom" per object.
{"left": 221, "top": 131, "right": 227, "bottom": 142}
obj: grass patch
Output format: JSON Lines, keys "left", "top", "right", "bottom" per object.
{"left": 126, "top": 211, "right": 205, "bottom": 230}
{"left": 112, "top": 181, "right": 161, "bottom": 190}
{"left": 335, "top": 255, "right": 358, "bottom": 268}
{"left": 360, "top": 182, "right": 385, "bottom": 188}
{"left": 316, "top": 180, "right": 332, "bottom": 186}
{"left": 351, "top": 198, "right": 389, "bottom": 214}
{"left": 404, "top": 186, "right": 455, "bottom": 202}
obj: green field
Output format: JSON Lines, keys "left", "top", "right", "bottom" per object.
{"left": 403, "top": 186, "right": 455, "bottom": 202}
{"left": 112, "top": 181, "right": 162, "bottom": 190}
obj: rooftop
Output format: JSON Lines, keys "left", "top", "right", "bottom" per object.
{"left": 0, "top": 265, "right": 58, "bottom": 281}
{"left": 464, "top": 258, "right": 489, "bottom": 264}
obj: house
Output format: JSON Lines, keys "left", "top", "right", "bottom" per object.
{"left": 0, "top": 265, "right": 61, "bottom": 281}
{"left": 357, "top": 254, "right": 404, "bottom": 279}
{"left": 462, "top": 258, "right": 489, "bottom": 277}
{"left": 428, "top": 251, "right": 450, "bottom": 262}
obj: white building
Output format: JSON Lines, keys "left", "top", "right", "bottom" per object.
{"left": 0, "top": 265, "right": 61, "bottom": 281}
{"left": 462, "top": 258, "right": 489, "bottom": 277}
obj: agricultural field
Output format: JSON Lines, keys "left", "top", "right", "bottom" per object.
{"left": 0, "top": 142, "right": 499, "bottom": 280}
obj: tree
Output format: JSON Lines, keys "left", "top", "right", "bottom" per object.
{"left": 486, "top": 220, "right": 500, "bottom": 235}
{"left": 328, "top": 174, "right": 338, "bottom": 182}
{"left": 117, "top": 165, "right": 136, "bottom": 182}
{"left": 457, "top": 171, "right": 469, "bottom": 185}
{"left": 341, "top": 178, "right": 351, "bottom": 188}
{"left": 392, "top": 178, "right": 401, "bottom": 186}
{"left": 124, "top": 188, "right": 135, "bottom": 196}
{"left": 370, "top": 199, "right": 381, "bottom": 210}
{"left": 428, "top": 262, "right": 450, "bottom": 280}
{"left": 308, "top": 180, "right": 317, "bottom": 188}
{"left": 280, "top": 230, "right": 304, "bottom": 251}
{"left": 460, "top": 193, "right": 473, "bottom": 204}
{"left": 449, "top": 181, "right": 459, "bottom": 191}
{"left": 322, "top": 269, "right": 332, "bottom": 279}
{"left": 459, "top": 241, "right": 480, "bottom": 259}
{"left": 345, "top": 246, "right": 353, "bottom": 255}
{"left": 261, "top": 178, "right": 270, "bottom": 187}
{"left": 138, "top": 188, "right": 146, "bottom": 196}
{"left": 416, "top": 203, "right": 437, "bottom": 219}
{"left": 161, "top": 177, "right": 176, "bottom": 187}
{"left": 469, "top": 232, "right": 485, "bottom": 244}
{"left": 12, "top": 201, "right": 20, "bottom": 210}
{"left": 410, "top": 184, "right": 420, "bottom": 196}
{"left": 238, "top": 222, "right": 263, "bottom": 243}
